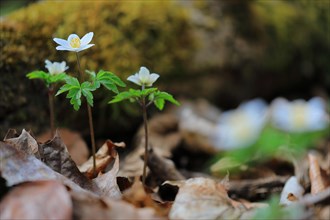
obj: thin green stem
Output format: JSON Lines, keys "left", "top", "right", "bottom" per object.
{"left": 76, "top": 52, "right": 83, "bottom": 81}
{"left": 48, "top": 85, "right": 55, "bottom": 137}
{"left": 75, "top": 52, "right": 97, "bottom": 177}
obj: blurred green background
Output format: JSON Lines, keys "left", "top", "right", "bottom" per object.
{"left": 0, "top": 0, "right": 329, "bottom": 140}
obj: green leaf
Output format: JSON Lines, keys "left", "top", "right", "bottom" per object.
{"left": 48, "top": 73, "right": 67, "bottom": 84}
{"left": 155, "top": 91, "right": 180, "bottom": 106}
{"left": 152, "top": 91, "right": 180, "bottom": 110}
{"left": 109, "top": 91, "right": 136, "bottom": 103}
{"left": 96, "top": 70, "right": 126, "bottom": 93}
{"left": 65, "top": 76, "right": 80, "bottom": 87}
{"left": 102, "top": 82, "right": 119, "bottom": 93}
{"left": 154, "top": 98, "right": 165, "bottom": 110}
{"left": 82, "top": 88, "right": 94, "bottom": 107}
{"left": 56, "top": 84, "right": 74, "bottom": 96}
{"left": 26, "top": 71, "right": 48, "bottom": 80}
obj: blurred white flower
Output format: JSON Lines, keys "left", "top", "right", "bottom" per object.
{"left": 211, "top": 99, "right": 268, "bottom": 150}
{"left": 127, "top": 66, "right": 159, "bottom": 87}
{"left": 45, "top": 60, "right": 68, "bottom": 75}
{"left": 280, "top": 176, "right": 304, "bottom": 205}
{"left": 53, "top": 32, "right": 94, "bottom": 52}
{"left": 270, "top": 97, "right": 329, "bottom": 133}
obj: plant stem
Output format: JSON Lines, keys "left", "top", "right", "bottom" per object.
{"left": 76, "top": 52, "right": 83, "bottom": 81}
{"left": 75, "top": 52, "right": 97, "bottom": 177}
{"left": 87, "top": 103, "right": 96, "bottom": 177}
{"left": 48, "top": 85, "right": 55, "bottom": 137}
{"left": 141, "top": 85, "right": 149, "bottom": 185}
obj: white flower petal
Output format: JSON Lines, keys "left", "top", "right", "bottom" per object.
{"left": 149, "top": 73, "right": 160, "bottom": 84}
{"left": 309, "top": 97, "right": 325, "bottom": 109}
{"left": 56, "top": 46, "right": 73, "bottom": 51}
{"left": 76, "top": 44, "right": 95, "bottom": 52}
{"left": 280, "top": 176, "right": 304, "bottom": 205}
{"left": 45, "top": 60, "right": 52, "bottom": 68}
{"left": 138, "top": 66, "right": 150, "bottom": 83}
{"left": 53, "top": 38, "right": 69, "bottom": 47}
{"left": 127, "top": 74, "right": 141, "bottom": 86}
{"left": 80, "top": 32, "right": 94, "bottom": 45}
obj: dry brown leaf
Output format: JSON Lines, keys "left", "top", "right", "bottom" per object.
{"left": 308, "top": 152, "right": 326, "bottom": 194}
{"left": 37, "top": 128, "right": 89, "bottom": 165}
{"left": 93, "top": 152, "right": 122, "bottom": 199}
{"left": 40, "top": 132, "right": 98, "bottom": 191}
{"left": 4, "top": 129, "right": 40, "bottom": 158}
{"left": 0, "top": 142, "right": 57, "bottom": 186}
{"left": 0, "top": 141, "right": 100, "bottom": 197}
{"left": 123, "top": 177, "right": 171, "bottom": 217}
{"left": 169, "top": 177, "right": 246, "bottom": 220}
{"left": 70, "top": 185, "right": 162, "bottom": 220}
{"left": 0, "top": 180, "right": 72, "bottom": 220}
{"left": 79, "top": 140, "right": 125, "bottom": 178}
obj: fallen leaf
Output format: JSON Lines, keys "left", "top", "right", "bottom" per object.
{"left": 169, "top": 177, "right": 245, "bottom": 220}
{"left": 4, "top": 129, "right": 40, "bottom": 158}
{"left": 122, "top": 177, "right": 171, "bottom": 217}
{"left": 70, "top": 185, "right": 162, "bottom": 220}
{"left": 40, "top": 132, "right": 98, "bottom": 191}
{"left": 93, "top": 152, "right": 122, "bottom": 199}
{"left": 37, "top": 128, "right": 89, "bottom": 166}
{"left": 0, "top": 142, "right": 57, "bottom": 186}
{"left": 0, "top": 180, "right": 72, "bottom": 220}
{"left": 79, "top": 140, "right": 125, "bottom": 178}
{"left": 308, "top": 152, "right": 326, "bottom": 194}
{"left": 147, "top": 149, "right": 185, "bottom": 185}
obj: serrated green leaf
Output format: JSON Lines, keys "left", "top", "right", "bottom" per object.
{"left": 109, "top": 91, "right": 134, "bottom": 103}
{"left": 26, "top": 71, "right": 48, "bottom": 80}
{"left": 56, "top": 84, "right": 74, "bottom": 96}
{"left": 49, "top": 73, "right": 67, "bottom": 84}
{"left": 82, "top": 88, "right": 93, "bottom": 107}
{"left": 153, "top": 91, "right": 180, "bottom": 110}
{"left": 81, "top": 81, "right": 96, "bottom": 91}
{"left": 103, "top": 83, "right": 119, "bottom": 93}
{"left": 154, "top": 98, "right": 165, "bottom": 110}
{"left": 141, "top": 88, "right": 158, "bottom": 96}
{"left": 66, "top": 88, "right": 80, "bottom": 99}
{"left": 65, "top": 76, "right": 80, "bottom": 87}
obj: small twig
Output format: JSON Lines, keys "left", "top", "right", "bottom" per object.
{"left": 228, "top": 176, "right": 289, "bottom": 201}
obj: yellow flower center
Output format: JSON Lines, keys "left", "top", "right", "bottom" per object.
{"left": 70, "top": 37, "right": 81, "bottom": 48}
{"left": 291, "top": 104, "right": 307, "bottom": 129}
{"left": 230, "top": 112, "right": 252, "bottom": 140}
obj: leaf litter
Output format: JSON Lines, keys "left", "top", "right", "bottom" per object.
{"left": 1, "top": 100, "right": 329, "bottom": 219}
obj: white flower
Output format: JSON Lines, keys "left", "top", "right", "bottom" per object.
{"left": 211, "top": 99, "right": 268, "bottom": 150}
{"left": 45, "top": 60, "right": 68, "bottom": 75}
{"left": 280, "top": 176, "right": 304, "bottom": 205}
{"left": 53, "top": 32, "right": 94, "bottom": 52}
{"left": 127, "top": 66, "right": 159, "bottom": 87}
{"left": 270, "top": 97, "right": 329, "bottom": 133}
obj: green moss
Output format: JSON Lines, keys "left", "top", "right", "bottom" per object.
{"left": 1, "top": 0, "right": 195, "bottom": 77}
